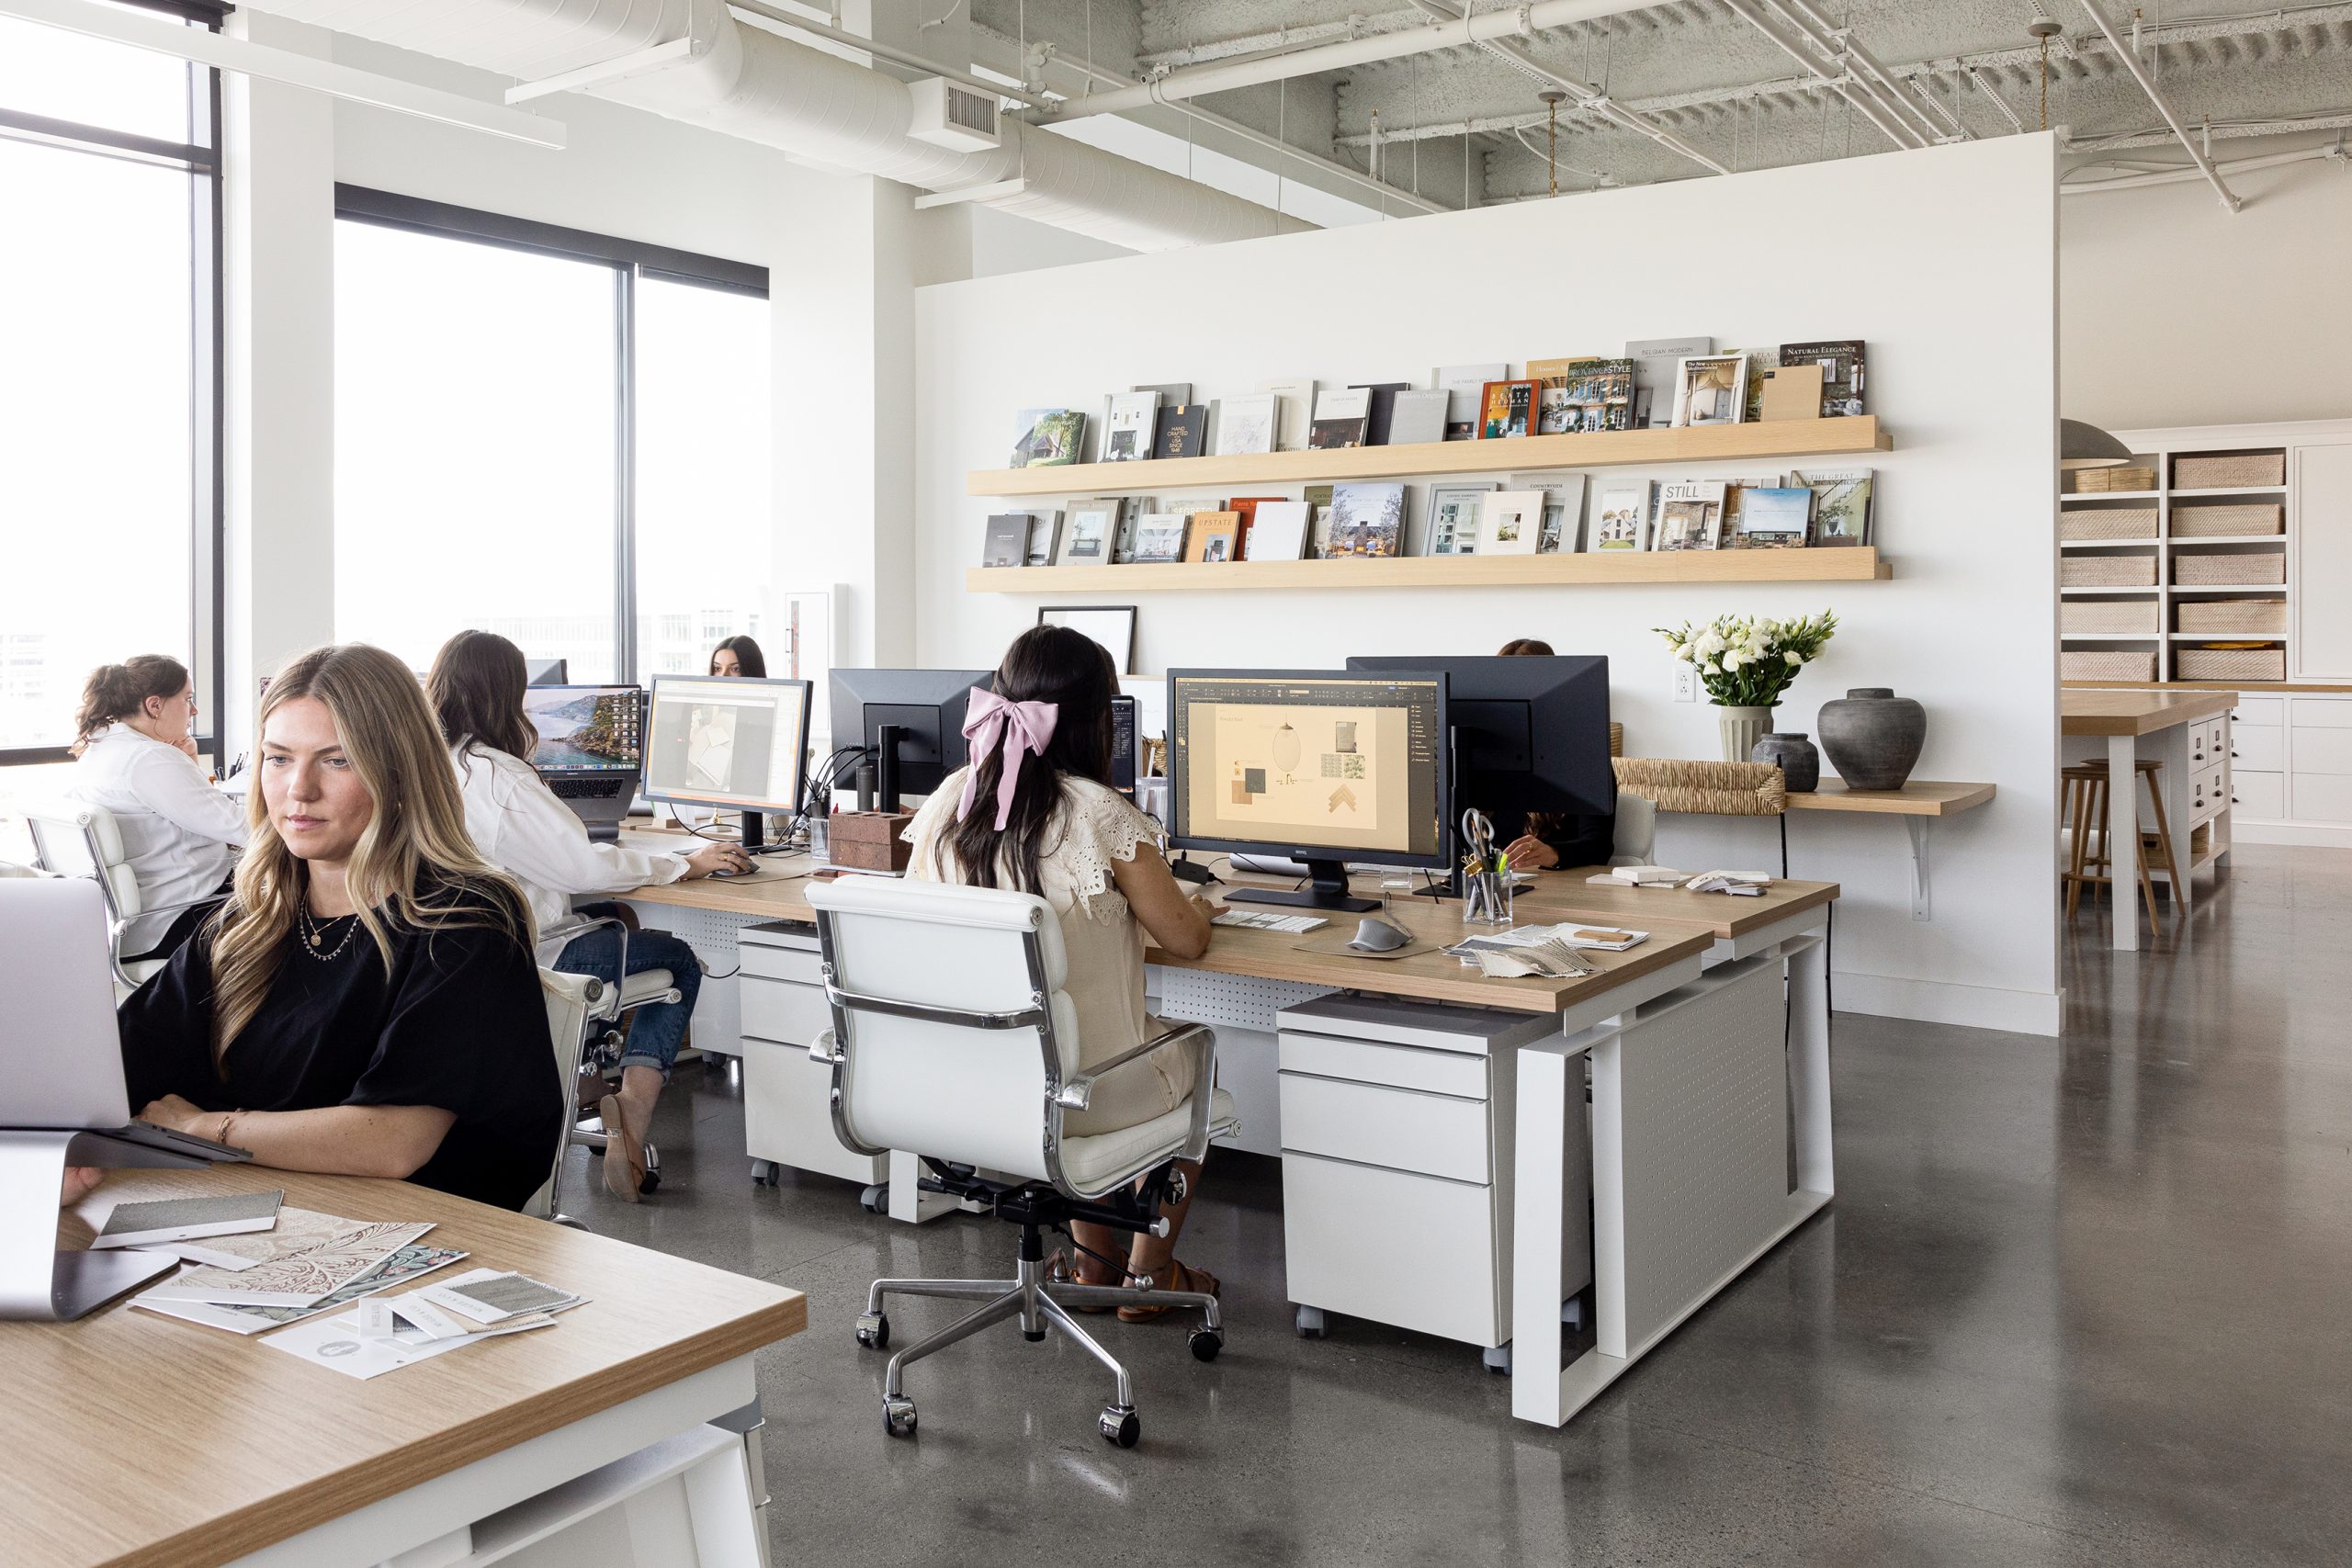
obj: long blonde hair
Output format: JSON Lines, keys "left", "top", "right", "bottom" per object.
{"left": 207, "top": 644, "right": 529, "bottom": 1067}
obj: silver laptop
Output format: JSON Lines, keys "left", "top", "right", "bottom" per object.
{"left": 0, "top": 878, "right": 248, "bottom": 1162}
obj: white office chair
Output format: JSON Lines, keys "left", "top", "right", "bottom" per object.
{"left": 1611, "top": 793, "right": 1658, "bottom": 865}
{"left": 806, "top": 876, "right": 1238, "bottom": 1450}
{"left": 527, "top": 969, "right": 607, "bottom": 1226}
{"left": 539, "top": 912, "right": 683, "bottom": 1196}
{"left": 17, "top": 797, "right": 229, "bottom": 993}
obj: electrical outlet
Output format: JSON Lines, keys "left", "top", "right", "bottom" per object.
{"left": 1672, "top": 665, "right": 1698, "bottom": 703}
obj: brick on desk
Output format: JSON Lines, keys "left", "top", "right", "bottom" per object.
{"left": 829, "top": 808, "right": 916, "bottom": 873}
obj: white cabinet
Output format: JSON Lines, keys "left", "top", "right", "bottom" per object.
{"left": 2225, "top": 689, "right": 2352, "bottom": 841}
{"left": 2294, "top": 445, "right": 2352, "bottom": 680}
{"left": 738, "top": 923, "right": 888, "bottom": 1186}
{"left": 2232, "top": 769, "right": 2284, "bottom": 819}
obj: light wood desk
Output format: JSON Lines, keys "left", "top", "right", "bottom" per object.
{"left": 17, "top": 1166, "right": 802, "bottom": 1568}
{"left": 2063, "top": 688, "right": 2237, "bottom": 949}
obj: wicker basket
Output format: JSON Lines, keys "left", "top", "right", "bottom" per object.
{"left": 2063, "top": 650, "right": 2158, "bottom": 682}
{"left": 2062, "top": 555, "right": 2158, "bottom": 587}
{"left": 2177, "top": 599, "right": 2288, "bottom": 635}
{"left": 2174, "top": 550, "right": 2285, "bottom": 585}
{"left": 2177, "top": 647, "right": 2285, "bottom": 681}
{"left": 2059, "top": 506, "right": 2158, "bottom": 541}
{"left": 2075, "top": 466, "right": 2156, "bottom": 493}
{"left": 2174, "top": 452, "right": 2284, "bottom": 490}
{"left": 2063, "top": 600, "right": 2159, "bottom": 634}
{"left": 2172, "top": 502, "right": 2283, "bottom": 537}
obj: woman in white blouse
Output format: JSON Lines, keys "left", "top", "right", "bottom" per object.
{"left": 904, "top": 625, "right": 1221, "bottom": 1318}
{"left": 427, "top": 632, "right": 747, "bottom": 1201}
{"left": 66, "top": 656, "right": 244, "bottom": 962}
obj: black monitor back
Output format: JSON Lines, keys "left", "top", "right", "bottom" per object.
{"left": 829, "top": 668, "right": 992, "bottom": 796}
{"left": 1346, "top": 654, "right": 1611, "bottom": 818}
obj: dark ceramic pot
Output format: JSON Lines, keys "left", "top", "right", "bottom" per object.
{"left": 1818, "top": 688, "right": 1926, "bottom": 791}
{"left": 1751, "top": 732, "right": 1821, "bottom": 792}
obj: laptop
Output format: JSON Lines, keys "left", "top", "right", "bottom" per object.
{"left": 525, "top": 684, "right": 646, "bottom": 842}
{"left": 0, "top": 878, "right": 248, "bottom": 1164}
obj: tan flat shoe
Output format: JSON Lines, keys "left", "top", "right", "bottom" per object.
{"left": 1119, "top": 1259, "right": 1219, "bottom": 1323}
{"left": 599, "top": 1094, "right": 645, "bottom": 1203}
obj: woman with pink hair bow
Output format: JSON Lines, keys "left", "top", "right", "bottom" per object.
{"left": 903, "top": 624, "right": 1223, "bottom": 1319}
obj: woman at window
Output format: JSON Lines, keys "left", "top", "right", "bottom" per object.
{"left": 1492, "top": 637, "right": 1617, "bottom": 874}
{"left": 429, "top": 630, "right": 746, "bottom": 1203}
{"left": 708, "top": 637, "right": 765, "bottom": 679}
{"left": 903, "top": 625, "right": 1222, "bottom": 1317}
{"left": 118, "top": 644, "right": 562, "bottom": 1211}
{"left": 67, "top": 655, "right": 245, "bottom": 963}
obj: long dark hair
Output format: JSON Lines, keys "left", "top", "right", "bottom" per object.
{"left": 936, "top": 626, "right": 1119, "bottom": 897}
{"left": 426, "top": 630, "right": 536, "bottom": 761}
{"left": 710, "top": 636, "right": 766, "bottom": 678}
{"left": 72, "top": 655, "right": 188, "bottom": 755}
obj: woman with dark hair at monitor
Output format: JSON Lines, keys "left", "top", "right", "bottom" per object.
{"left": 1493, "top": 637, "right": 1616, "bottom": 874}
{"left": 708, "top": 637, "right": 765, "bottom": 679}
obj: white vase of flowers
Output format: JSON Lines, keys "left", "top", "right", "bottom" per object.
{"left": 1657, "top": 611, "right": 1839, "bottom": 763}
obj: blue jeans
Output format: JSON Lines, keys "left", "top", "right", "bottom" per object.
{"left": 555, "top": 903, "right": 703, "bottom": 1079}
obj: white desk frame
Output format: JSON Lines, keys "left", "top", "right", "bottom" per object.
{"left": 229, "top": 1357, "right": 770, "bottom": 1568}
{"left": 1511, "top": 912, "right": 1833, "bottom": 1427}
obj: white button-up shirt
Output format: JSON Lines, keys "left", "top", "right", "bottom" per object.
{"left": 68, "top": 724, "right": 246, "bottom": 953}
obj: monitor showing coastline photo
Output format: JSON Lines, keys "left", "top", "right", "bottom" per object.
{"left": 525, "top": 689, "right": 642, "bottom": 772}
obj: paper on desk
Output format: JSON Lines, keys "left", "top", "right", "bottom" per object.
{"left": 264, "top": 1299, "right": 555, "bottom": 1381}
{"left": 1449, "top": 922, "right": 1648, "bottom": 953}
{"left": 131, "top": 1244, "right": 469, "bottom": 1335}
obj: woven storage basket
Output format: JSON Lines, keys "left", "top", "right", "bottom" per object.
{"left": 2062, "top": 555, "right": 2158, "bottom": 587}
{"left": 2063, "top": 600, "right": 2160, "bottom": 634}
{"left": 2174, "top": 550, "right": 2285, "bottom": 585}
{"left": 1611, "top": 757, "right": 1785, "bottom": 816}
{"left": 2063, "top": 649, "right": 2158, "bottom": 682}
{"left": 2177, "top": 599, "right": 2288, "bottom": 634}
{"left": 2172, "top": 502, "right": 2283, "bottom": 537}
{"left": 2075, "top": 466, "right": 2156, "bottom": 493}
{"left": 2175, "top": 452, "right": 2284, "bottom": 490}
{"left": 2177, "top": 647, "right": 2285, "bottom": 681}
{"left": 2060, "top": 506, "right": 2158, "bottom": 541}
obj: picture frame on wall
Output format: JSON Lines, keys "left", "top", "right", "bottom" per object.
{"left": 1037, "top": 605, "right": 1138, "bottom": 675}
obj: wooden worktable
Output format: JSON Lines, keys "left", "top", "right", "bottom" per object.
{"left": 2061, "top": 688, "right": 2237, "bottom": 735}
{"left": 16, "top": 1167, "right": 804, "bottom": 1568}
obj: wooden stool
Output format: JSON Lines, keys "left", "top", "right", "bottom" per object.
{"left": 2059, "top": 759, "right": 2182, "bottom": 927}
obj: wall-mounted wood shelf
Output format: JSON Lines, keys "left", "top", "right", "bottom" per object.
{"left": 968, "top": 417, "right": 1890, "bottom": 498}
{"left": 966, "top": 547, "right": 1890, "bottom": 594}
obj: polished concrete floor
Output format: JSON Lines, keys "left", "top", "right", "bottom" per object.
{"left": 561, "top": 843, "right": 2352, "bottom": 1565}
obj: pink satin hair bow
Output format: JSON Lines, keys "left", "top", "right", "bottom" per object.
{"left": 957, "top": 688, "right": 1059, "bottom": 829}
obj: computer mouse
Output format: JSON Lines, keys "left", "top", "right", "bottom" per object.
{"left": 708, "top": 864, "right": 752, "bottom": 879}
{"left": 1349, "top": 915, "right": 1414, "bottom": 953}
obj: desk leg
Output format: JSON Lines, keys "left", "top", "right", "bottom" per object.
{"left": 2109, "top": 733, "right": 2140, "bottom": 952}
{"left": 887, "top": 1148, "right": 963, "bottom": 1224}
{"left": 1786, "top": 933, "right": 1835, "bottom": 1200}
{"left": 1510, "top": 1034, "right": 1596, "bottom": 1428}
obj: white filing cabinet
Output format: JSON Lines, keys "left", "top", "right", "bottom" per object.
{"left": 2222, "top": 690, "right": 2352, "bottom": 842}
{"left": 738, "top": 921, "right": 888, "bottom": 1187}
{"left": 1274, "top": 994, "right": 1589, "bottom": 1354}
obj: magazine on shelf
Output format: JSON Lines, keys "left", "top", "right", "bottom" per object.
{"left": 1779, "top": 339, "right": 1867, "bottom": 417}
{"left": 1350, "top": 381, "right": 1415, "bottom": 446}
{"left": 1057, "top": 497, "right": 1121, "bottom": 565}
{"left": 1528, "top": 356, "right": 1634, "bottom": 434}
{"left": 1654, "top": 479, "right": 1727, "bottom": 551}
{"left": 1717, "top": 474, "right": 1786, "bottom": 547}
{"left": 1244, "top": 500, "right": 1312, "bottom": 561}
{"left": 1421, "top": 482, "right": 1495, "bottom": 556}
{"left": 1132, "top": 513, "right": 1191, "bottom": 564}
{"left": 1478, "top": 378, "right": 1537, "bottom": 440}
{"left": 1152, "top": 403, "right": 1209, "bottom": 459}
{"left": 1624, "top": 336, "right": 1712, "bottom": 428}
{"left": 1101, "top": 390, "right": 1159, "bottom": 461}
{"left": 1308, "top": 387, "right": 1372, "bottom": 450}
{"left": 1435, "top": 362, "right": 1508, "bottom": 440}
{"left": 1009, "top": 408, "right": 1086, "bottom": 468}
{"left": 1327, "top": 482, "right": 1407, "bottom": 558}
{"left": 1510, "top": 471, "right": 1589, "bottom": 554}
{"left": 1185, "top": 511, "right": 1244, "bottom": 563}
{"left": 1791, "top": 468, "right": 1874, "bottom": 546}
{"left": 1023, "top": 511, "right": 1063, "bottom": 567}
{"left": 1261, "top": 377, "right": 1317, "bottom": 450}
{"left": 1385, "top": 388, "right": 1450, "bottom": 447}
{"left": 1476, "top": 490, "right": 1546, "bottom": 555}
{"left": 981, "top": 513, "right": 1030, "bottom": 568}
{"left": 1730, "top": 486, "right": 1815, "bottom": 548}
{"left": 1588, "top": 480, "right": 1654, "bottom": 550}
{"left": 1671, "top": 355, "right": 1749, "bottom": 428}
{"left": 1214, "top": 393, "right": 1278, "bottom": 456}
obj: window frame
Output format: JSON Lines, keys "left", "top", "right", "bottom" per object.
{"left": 333, "top": 185, "right": 770, "bottom": 686}
{"left": 0, "top": 0, "right": 227, "bottom": 767}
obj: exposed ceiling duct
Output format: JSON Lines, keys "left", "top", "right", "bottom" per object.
{"left": 234, "top": 0, "right": 1310, "bottom": 252}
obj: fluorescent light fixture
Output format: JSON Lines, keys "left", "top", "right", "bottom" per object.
{"left": 0, "top": 0, "right": 567, "bottom": 149}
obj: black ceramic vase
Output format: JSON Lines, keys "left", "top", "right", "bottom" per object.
{"left": 1751, "top": 732, "right": 1821, "bottom": 792}
{"left": 1817, "top": 688, "right": 1927, "bottom": 790}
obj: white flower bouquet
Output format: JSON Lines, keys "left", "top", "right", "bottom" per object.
{"left": 1657, "top": 611, "right": 1838, "bottom": 707}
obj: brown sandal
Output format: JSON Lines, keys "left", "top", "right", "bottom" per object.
{"left": 599, "top": 1094, "right": 646, "bottom": 1203}
{"left": 1046, "top": 1249, "right": 1117, "bottom": 1314}
{"left": 1118, "top": 1259, "right": 1220, "bottom": 1323}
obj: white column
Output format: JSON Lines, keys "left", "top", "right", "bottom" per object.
{"left": 2109, "top": 732, "right": 2140, "bottom": 950}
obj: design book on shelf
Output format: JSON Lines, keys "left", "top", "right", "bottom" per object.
{"left": 1780, "top": 340, "right": 1866, "bottom": 417}
{"left": 1528, "top": 356, "right": 1634, "bottom": 434}
{"left": 1010, "top": 408, "right": 1086, "bottom": 468}
{"left": 1655, "top": 479, "right": 1726, "bottom": 551}
{"left": 1309, "top": 387, "right": 1372, "bottom": 450}
{"left": 1791, "top": 468, "right": 1874, "bottom": 546}
{"left": 1152, "top": 402, "right": 1209, "bottom": 459}
{"left": 1101, "top": 391, "right": 1158, "bottom": 461}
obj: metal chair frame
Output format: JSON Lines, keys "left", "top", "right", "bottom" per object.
{"left": 23, "top": 804, "right": 225, "bottom": 990}
{"left": 541, "top": 912, "right": 684, "bottom": 1196}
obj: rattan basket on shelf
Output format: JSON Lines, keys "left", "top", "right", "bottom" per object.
{"left": 2063, "top": 600, "right": 2160, "bottom": 634}
{"left": 2173, "top": 502, "right": 2283, "bottom": 537}
{"left": 2177, "top": 647, "right": 2285, "bottom": 681}
{"left": 2173, "top": 551, "right": 2285, "bottom": 585}
{"left": 2062, "top": 649, "right": 2158, "bottom": 682}
{"left": 2059, "top": 506, "right": 2158, "bottom": 541}
{"left": 2074, "top": 465, "right": 2156, "bottom": 493}
{"left": 2174, "top": 452, "right": 2284, "bottom": 489}
{"left": 2062, "top": 555, "right": 2158, "bottom": 587}
{"left": 2177, "top": 600, "right": 2289, "bottom": 635}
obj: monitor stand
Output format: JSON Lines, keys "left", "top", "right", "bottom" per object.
{"left": 1224, "top": 854, "right": 1378, "bottom": 914}
{"left": 1, "top": 1128, "right": 207, "bottom": 1322}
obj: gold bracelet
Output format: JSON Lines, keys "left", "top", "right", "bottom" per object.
{"left": 217, "top": 1111, "right": 242, "bottom": 1147}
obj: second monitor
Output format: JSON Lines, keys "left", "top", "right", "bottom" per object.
{"left": 1167, "top": 668, "right": 1450, "bottom": 912}
{"left": 644, "top": 674, "right": 812, "bottom": 851}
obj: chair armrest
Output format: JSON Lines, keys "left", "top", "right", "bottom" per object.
{"left": 808, "top": 1028, "right": 843, "bottom": 1066}
{"left": 1053, "top": 1020, "right": 1213, "bottom": 1111}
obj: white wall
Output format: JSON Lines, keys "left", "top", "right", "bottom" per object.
{"left": 914, "top": 134, "right": 2063, "bottom": 1035}
{"left": 2061, "top": 142, "right": 2352, "bottom": 429}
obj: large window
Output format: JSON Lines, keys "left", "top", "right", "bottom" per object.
{"left": 0, "top": 3, "right": 222, "bottom": 765}
{"left": 333, "top": 190, "right": 771, "bottom": 687}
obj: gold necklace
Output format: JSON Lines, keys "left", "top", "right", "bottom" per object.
{"left": 297, "top": 892, "right": 361, "bottom": 963}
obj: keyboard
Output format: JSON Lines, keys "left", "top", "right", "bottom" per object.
{"left": 548, "top": 776, "right": 630, "bottom": 801}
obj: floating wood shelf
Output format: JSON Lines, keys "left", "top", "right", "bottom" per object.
{"left": 968, "top": 417, "right": 1890, "bottom": 497}
{"left": 1784, "top": 780, "right": 1996, "bottom": 817}
{"left": 966, "top": 548, "right": 1890, "bottom": 594}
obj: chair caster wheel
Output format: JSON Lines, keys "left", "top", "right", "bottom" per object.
{"left": 855, "top": 1312, "right": 888, "bottom": 1350}
{"left": 1482, "top": 1343, "right": 1512, "bottom": 1376}
{"left": 1189, "top": 1327, "right": 1224, "bottom": 1362}
{"left": 859, "top": 1184, "right": 888, "bottom": 1214}
{"left": 883, "top": 1396, "right": 917, "bottom": 1438}
{"left": 1099, "top": 1405, "right": 1139, "bottom": 1448}
{"left": 1294, "top": 1305, "right": 1327, "bottom": 1340}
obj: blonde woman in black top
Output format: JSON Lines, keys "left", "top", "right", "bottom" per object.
{"left": 118, "top": 644, "right": 560, "bottom": 1210}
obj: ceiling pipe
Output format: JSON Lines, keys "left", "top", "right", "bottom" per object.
{"left": 1025, "top": 0, "right": 1681, "bottom": 125}
{"left": 1771, "top": 0, "right": 1945, "bottom": 145}
{"left": 1717, "top": 0, "right": 1925, "bottom": 151}
{"left": 2074, "top": 0, "right": 2242, "bottom": 210}
{"left": 2063, "top": 141, "right": 2346, "bottom": 193}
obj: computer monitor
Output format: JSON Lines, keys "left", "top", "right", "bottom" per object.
{"left": 526, "top": 658, "right": 569, "bottom": 686}
{"left": 829, "top": 668, "right": 992, "bottom": 812}
{"left": 1346, "top": 653, "right": 1613, "bottom": 821}
{"left": 644, "top": 674, "right": 812, "bottom": 852}
{"left": 524, "top": 684, "right": 644, "bottom": 773}
{"left": 1112, "top": 695, "right": 1137, "bottom": 795}
{"left": 1167, "top": 668, "right": 1450, "bottom": 912}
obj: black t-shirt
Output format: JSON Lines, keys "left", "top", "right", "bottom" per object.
{"left": 118, "top": 879, "right": 562, "bottom": 1211}
{"left": 1485, "top": 804, "right": 1616, "bottom": 872}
